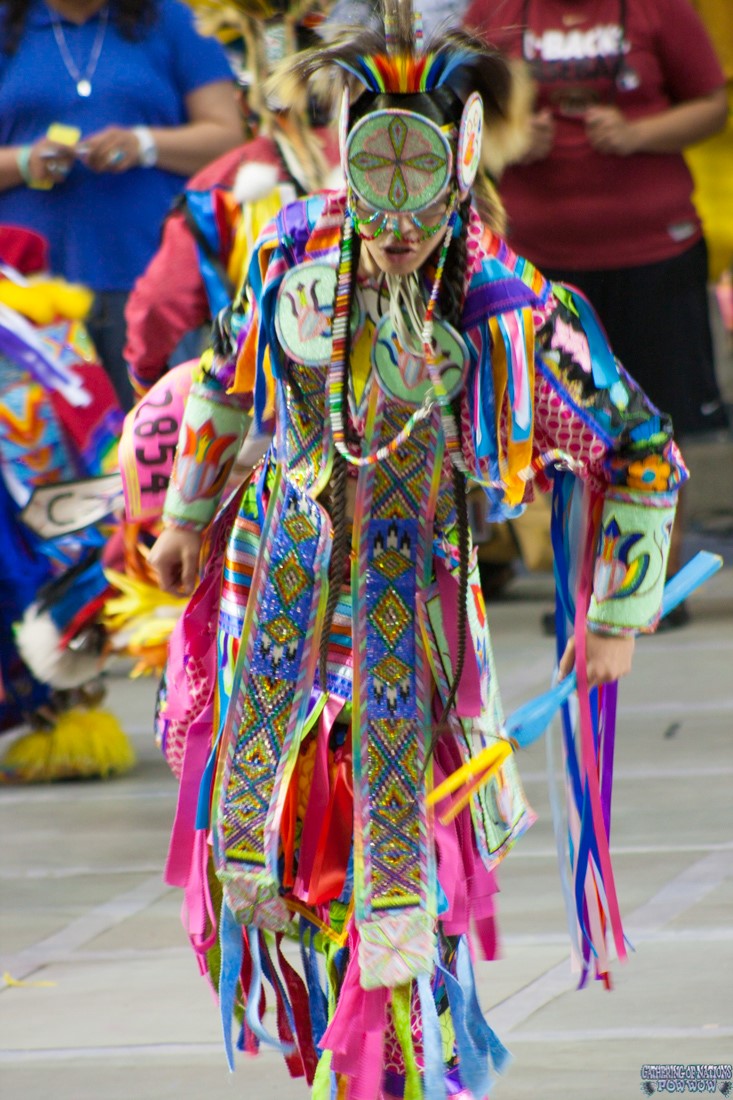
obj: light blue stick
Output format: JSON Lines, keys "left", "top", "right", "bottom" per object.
{"left": 505, "top": 550, "right": 723, "bottom": 749}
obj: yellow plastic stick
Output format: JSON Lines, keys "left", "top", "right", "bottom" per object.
{"left": 427, "top": 739, "right": 512, "bottom": 807}
{"left": 437, "top": 750, "right": 512, "bottom": 825}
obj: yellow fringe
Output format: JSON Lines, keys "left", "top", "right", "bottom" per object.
{"left": 0, "top": 278, "right": 93, "bottom": 325}
{"left": 427, "top": 740, "right": 513, "bottom": 825}
{"left": 102, "top": 567, "right": 187, "bottom": 675}
{"left": 0, "top": 709, "right": 135, "bottom": 784}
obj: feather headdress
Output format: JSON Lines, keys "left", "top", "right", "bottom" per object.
{"left": 189, "top": 0, "right": 330, "bottom": 115}
{"left": 268, "top": 0, "right": 533, "bottom": 193}
{"left": 187, "top": 0, "right": 331, "bottom": 192}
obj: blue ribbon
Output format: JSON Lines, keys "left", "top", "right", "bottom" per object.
{"left": 455, "top": 938, "right": 510, "bottom": 1076}
{"left": 260, "top": 933, "right": 296, "bottom": 1039}
{"left": 298, "top": 919, "right": 329, "bottom": 1051}
{"left": 438, "top": 966, "right": 488, "bottom": 1099}
{"left": 437, "top": 937, "right": 510, "bottom": 1098}
{"left": 566, "top": 290, "right": 619, "bottom": 391}
{"left": 218, "top": 900, "right": 244, "bottom": 1071}
{"left": 417, "top": 972, "right": 448, "bottom": 1100}
{"left": 246, "top": 925, "right": 296, "bottom": 1054}
{"left": 185, "top": 190, "right": 232, "bottom": 317}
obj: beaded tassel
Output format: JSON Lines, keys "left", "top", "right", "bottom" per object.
{"left": 328, "top": 213, "right": 436, "bottom": 468}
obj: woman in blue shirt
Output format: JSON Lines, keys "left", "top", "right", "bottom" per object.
{"left": 0, "top": 0, "right": 243, "bottom": 407}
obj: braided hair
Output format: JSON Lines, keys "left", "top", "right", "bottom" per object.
{"left": 319, "top": 232, "right": 363, "bottom": 692}
{"left": 436, "top": 196, "right": 473, "bottom": 729}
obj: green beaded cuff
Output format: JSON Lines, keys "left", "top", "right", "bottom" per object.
{"left": 587, "top": 488, "right": 677, "bottom": 636}
{"left": 162, "top": 382, "right": 250, "bottom": 532}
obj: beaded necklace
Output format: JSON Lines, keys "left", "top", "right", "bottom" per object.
{"left": 328, "top": 208, "right": 458, "bottom": 467}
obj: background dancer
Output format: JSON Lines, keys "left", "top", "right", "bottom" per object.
{"left": 124, "top": 0, "right": 340, "bottom": 399}
{"left": 0, "top": 226, "right": 134, "bottom": 782}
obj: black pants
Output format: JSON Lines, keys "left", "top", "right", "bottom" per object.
{"left": 86, "top": 290, "right": 135, "bottom": 412}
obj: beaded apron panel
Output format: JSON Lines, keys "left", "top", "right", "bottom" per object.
{"left": 351, "top": 388, "right": 446, "bottom": 987}
{"left": 213, "top": 366, "right": 333, "bottom": 928}
{"left": 284, "top": 361, "right": 332, "bottom": 490}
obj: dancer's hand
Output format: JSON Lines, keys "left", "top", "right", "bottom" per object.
{"left": 149, "top": 526, "right": 202, "bottom": 595}
{"left": 558, "top": 631, "right": 635, "bottom": 687}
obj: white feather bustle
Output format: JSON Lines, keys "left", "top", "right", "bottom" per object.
{"left": 482, "top": 59, "right": 535, "bottom": 179}
{"left": 16, "top": 606, "right": 103, "bottom": 689}
{"left": 232, "top": 161, "right": 281, "bottom": 205}
{"left": 324, "top": 165, "right": 346, "bottom": 190}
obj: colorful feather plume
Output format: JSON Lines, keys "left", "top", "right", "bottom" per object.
{"left": 267, "top": 17, "right": 532, "bottom": 186}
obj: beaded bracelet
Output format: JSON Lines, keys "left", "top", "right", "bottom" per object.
{"left": 16, "top": 146, "right": 33, "bottom": 186}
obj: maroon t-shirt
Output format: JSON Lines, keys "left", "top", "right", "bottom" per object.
{"left": 464, "top": 0, "right": 725, "bottom": 269}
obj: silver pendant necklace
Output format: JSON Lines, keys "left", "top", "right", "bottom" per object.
{"left": 48, "top": 4, "right": 109, "bottom": 97}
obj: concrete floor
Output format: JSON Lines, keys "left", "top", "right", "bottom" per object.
{"left": 1, "top": 565, "right": 731, "bottom": 1100}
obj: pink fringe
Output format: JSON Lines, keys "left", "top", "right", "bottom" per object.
{"left": 433, "top": 739, "right": 500, "bottom": 960}
{"left": 322, "top": 924, "right": 389, "bottom": 1100}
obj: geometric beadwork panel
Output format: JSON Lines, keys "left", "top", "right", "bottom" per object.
{"left": 350, "top": 392, "right": 439, "bottom": 923}
{"left": 222, "top": 676, "right": 292, "bottom": 863}
{"left": 370, "top": 587, "right": 411, "bottom": 647}
{"left": 368, "top": 718, "right": 422, "bottom": 902}
{"left": 366, "top": 517, "right": 418, "bottom": 719}
{"left": 284, "top": 363, "right": 327, "bottom": 489}
{"left": 251, "top": 485, "right": 321, "bottom": 683}
{"left": 371, "top": 411, "right": 427, "bottom": 520}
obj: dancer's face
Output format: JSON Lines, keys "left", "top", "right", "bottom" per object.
{"left": 357, "top": 204, "right": 451, "bottom": 278}
{"left": 346, "top": 100, "right": 456, "bottom": 279}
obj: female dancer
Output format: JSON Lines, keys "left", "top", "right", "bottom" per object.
{"left": 147, "top": 6, "right": 686, "bottom": 1097}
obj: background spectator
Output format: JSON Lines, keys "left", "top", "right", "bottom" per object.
{"left": 0, "top": 0, "right": 243, "bottom": 409}
{"left": 464, "top": 0, "right": 729, "bottom": 598}
{"left": 123, "top": 1, "right": 341, "bottom": 397}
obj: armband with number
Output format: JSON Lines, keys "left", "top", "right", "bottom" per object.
{"left": 162, "top": 382, "right": 250, "bottom": 532}
{"left": 587, "top": 486, "right": 677, "bottom": 635}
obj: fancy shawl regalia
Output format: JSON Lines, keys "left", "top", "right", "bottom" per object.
{"left": 143, "top": 3, "right": 687, "bottom": 1096}
{"left": 0, "top": 227, "right": 134, "bottom": 782}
